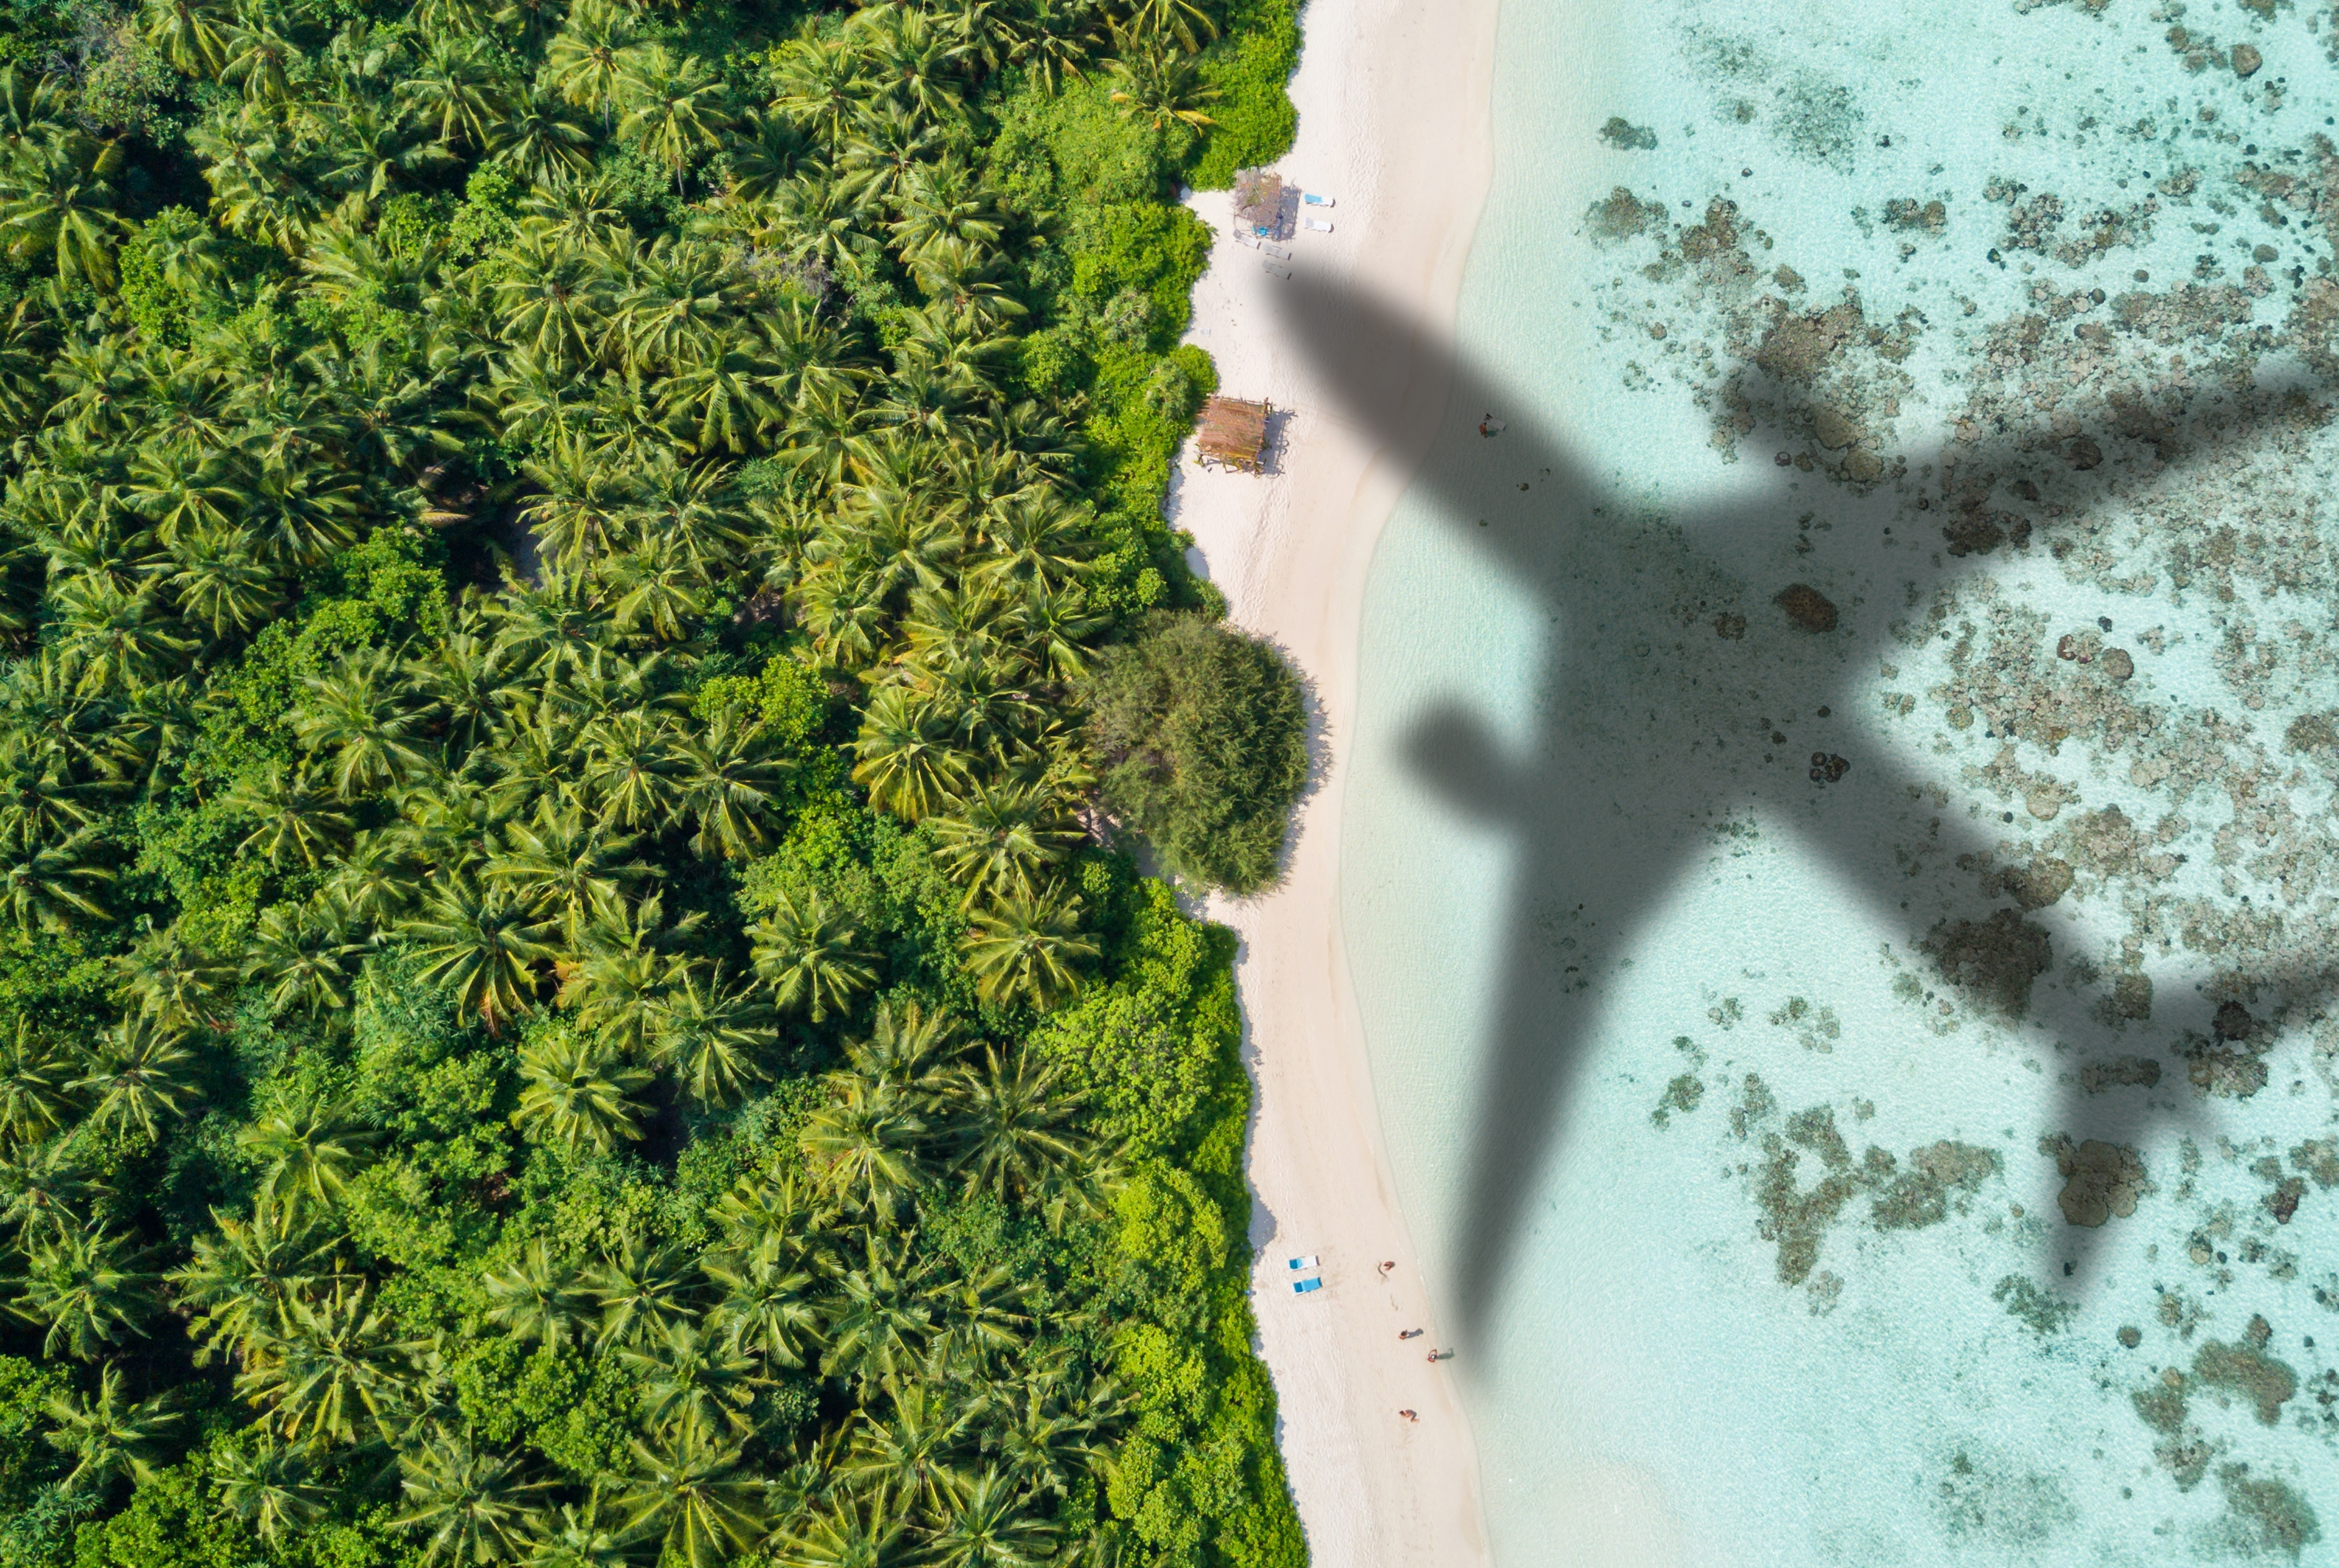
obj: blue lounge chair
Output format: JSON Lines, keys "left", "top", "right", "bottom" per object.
{"left": 1292, "top": 1277, "right": 1323, "bottom": 1294}
{"left": 1286, "top": 1255, "right": 1319, "bottom": 1270}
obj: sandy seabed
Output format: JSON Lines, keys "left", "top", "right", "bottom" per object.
{"left": 1163, "top": 0, "right": 1505, "bottom": 1562}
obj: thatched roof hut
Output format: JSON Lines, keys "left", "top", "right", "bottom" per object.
{"left": 1195, "top": 396, "right": 1270, "bottom": 471}
{"left": 1232, "top": 167, "right": 1295, "bottom": 239}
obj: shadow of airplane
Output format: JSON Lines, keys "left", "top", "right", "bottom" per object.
{"left": 1269, "top": 268, "right": 2339, "bottom": 1339}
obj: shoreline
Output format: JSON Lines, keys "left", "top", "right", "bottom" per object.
{"left": 1168, "top": 0, "right": 1503, "bottom": 1562}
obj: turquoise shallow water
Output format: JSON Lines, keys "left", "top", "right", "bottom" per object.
{"left": 1342, "top": 0, "right": 2339, "bottom": 1562}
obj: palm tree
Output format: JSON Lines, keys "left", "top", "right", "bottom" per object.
{"left": 141, "top": 0, "right": 233, "bottom": 76}
{"left": 239, "top": 1092, "right": 381, "bottom": 1213}
{"left": 216, "top": 1435, "right": 328, "bottom": 1542}
{"left": 394, "top": 1433, "right": 548, "bottom": 1567}
{"left": 817, "top": 1237, "right": 935, "bottom": 1393}
{"left": 852, "top": 687, "right": 972, "bottom": 822}
{"left": 560, "top": 891, "right": 684, "bottom": 1057}
{"left": 319, "top": 91, "right": 452, "bottom": 202}
{"left": 401, "top": 874, "right": 558, "bottom": 1031}
{"left": 924, "top": 1468, "right": 1057, "bottom": 1568}
{"left": 295, "top": 648, "right": 436, "bottom": 798}
{"left": 928, "top": 782, "right": 1081, "bottom": 907}
{"left": 514, "top": 1025, "right": 649, "bottom": 1152}
{"left": 488, "top": 96, "right": 594, "bottom": 185}
{"left": 69, "top": 1014, "right": 200, "bottom": 1142}
{"left": 836, "top": 101, "right": 948, "bottom": 214}
{"left": 701, "top": 1235, "right": 819, "bottom": 1371}
{"left": 526, "top": 1500, "right": 651, "bottom": 1568}
{"left": 945, "top": 1047, "right": 1085, "bottom": 1200}
{"left": 542, "top": 0, "right": 639, "bottom": 132}
{"left": 499, "top": 252, "right": 608, "bottom": 380}
{"left": 615, "top": 45, "right": 731, "bottom": 197}
{"left": 1115, "top": 0, "right": 1215, "bottom": 53}
{"left": 242, "top": 896, "right": 368, "bottom": 1018}
{"left": 603, "top": 540, "right": 707, "bottom": 642}
{"left": 1104, "top": 24, "right": 1219, "bottom": 134}
{"left": 802, "top": 1076, "right": 927, "bottom": 1224}
{"left": 218, "top": 7, "right": 299, "bottom": 103}
{"left": 164, "top": 529, "right": 283, "bottom": 635}
{"left": 748, "top": 889, "right": 879, "bottom": 1024}
{"left": 485, "top": 803, "right": 656, "bottom": 942}
{"left": 766, "top": 1496, "right": 908, "bottom": 1568}
{"left": 844, "top": 1000, "right": 957, "bottom": 1091}
{"left": 582, "top": 710, "right": 689, "bottom": 831}
{"left": 481, "top": 1237, "right": 593, "bottom": 1351}
{"left": 676, "top": 712, "right": 790, "bottom": 860}
{"left": 613, "top": 1432, "right": 765, "bottom": 1568}
{"left": 0, "top": 1144, "right": 109, "bottom": 1244}
{"left": 837, "top": 1379, "right": 974, "bottom": 1513}
{"left": 410, "top": 631, "right": 522, "bottom": 758}
{"left": 584, "top": 1238, "right": 698, "bottom": 1350}
{"left": 1010, "top": 0, "right": 1098, "bottom": 92}
{"left": 396, "top": 30, "right": 513, "bottom": 150}
{"left": 236, "top": 1281, "right": 416, "bottom": 1446}
{"left": 226, "top": 765, "right": 355, "bottom": 870}
{"left": 9, "top": 1224, "right": 158, "bottom": 1361}
{"left": 651, "top": 967, "right": 776, "bottom": 1110}
{"left": 769, "top": 38, "right": 871, "bottom": 151}
{"left": 43, "top": 1364, "right": 179, "bottom": 1493}
{"left": 619, "top": 1321, "right": 760, "bottom": 1444}
{"left": 50, "top": 579, "right": 194, "bottom": 697}
{"left": 991, "top": 1365, "right": 1111, "bottom": 1499}
{"left": 0, "top": 131, "right": 130, "bottom": 288}
{"left": 169, "top": 1201, "right": 342, "bottom": 1366}
{"left": 112, "top": 925, "right": 233, "bottom": 1034}
{"left": 0, "top": 1023, "right": 68, "bottom": 1150}
{"left": 958, "top": 889, "right": 1098, "bottom": 1010}
{"left": 852, "top": 5, "right": 967, "bottom": 126}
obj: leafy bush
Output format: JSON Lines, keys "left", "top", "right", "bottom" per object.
{"left": 1189, "top": 0, "right": 1304, "bottom": 189}
{"left": 1085, "top": 616, "right": 1310, "bottom": 894}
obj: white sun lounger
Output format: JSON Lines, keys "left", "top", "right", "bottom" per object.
{"left": 1259, "top": 240, "right": 1293, "bottom": 259}
{"left": 1287, "top": 1255, "right": 1320, "bottom": 1270}
{"left": 1263, "top": 261, "right": 1292, "bottom": 279}
{"left": 1304, "top": 217, "right": 1333, "bottom": 233}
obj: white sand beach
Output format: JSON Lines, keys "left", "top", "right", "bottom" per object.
{"left": 1167, "top": 1, "right": 1501, "bottom": 1562}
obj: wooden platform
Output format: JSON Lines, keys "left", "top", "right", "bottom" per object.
{"left": 1196, "top": 396, "right": 1270, "bottom": 471}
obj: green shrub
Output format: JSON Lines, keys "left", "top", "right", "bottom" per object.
{"left": 1084, "top": 616, "right": 1309, "bottom": 894}
{"left": 1188, "top": 0, "right": 1304, "bottom": 189}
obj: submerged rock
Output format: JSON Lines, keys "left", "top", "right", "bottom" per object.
{"left": 2193, "top": 1338, "right": 2296, "bottom": 1425}
{"left": 1924, "top": 909, "right": 2052, "bottom": 1017}
{"left": 2054, "top": 1137, "right": 2146, "bottom": 1227}
{"left": 1812, "top": 406, "right": 1858, "bottom": 449}
{"left": 1774, "top": 583, "right": 1838, "bottom": 631}
{"left": 1991, "top": 856, "right": 2073, "bottom": 910}
{"left": 1598, "top": 116, "right": 1659, "bottom": 151}
{"left": 2232, "top": 43, "right": 2263, "bottom": 78}
{"left": 2079, "top": 1055, "right": 2162, "bottom": 1093}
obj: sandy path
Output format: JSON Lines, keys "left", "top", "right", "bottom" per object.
{"left": 1166, "top": 0, "right": 1502, "bottom": 1562}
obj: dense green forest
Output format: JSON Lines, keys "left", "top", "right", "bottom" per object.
{"left": 0, "top": 0, "right": 1313, "bottom": 1566}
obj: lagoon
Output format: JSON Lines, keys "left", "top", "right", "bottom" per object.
{"left": 1342, "top": 0, "right": 2339, "bottom": 1561}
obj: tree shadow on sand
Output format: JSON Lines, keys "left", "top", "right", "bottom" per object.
{"left": 1269, "top": 269, "right": 2339, "bottom": 1340}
